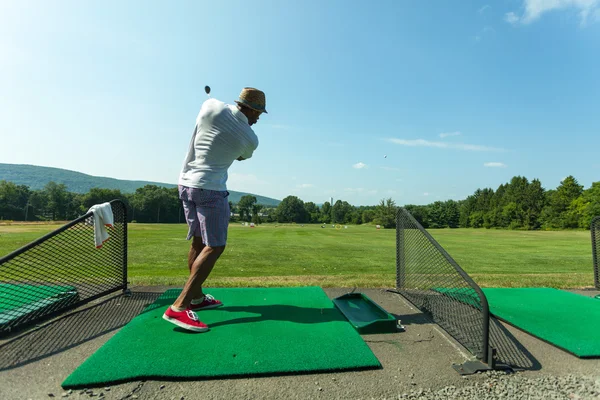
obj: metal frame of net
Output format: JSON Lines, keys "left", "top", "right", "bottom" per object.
{"left": 592, "top": 216, "right": 600, "bottom": 290}
{"left": 0, "top": 200, "right": 128, "bottom": 336}
{"left": 393, "top": 208, "right": 491, "bottom": 364}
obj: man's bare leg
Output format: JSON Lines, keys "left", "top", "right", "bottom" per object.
{"left": 173, "top": 242, "right": 225, "bottom": 309}
{"left": 188, "top": 236, "right": 205, "bottom": 272}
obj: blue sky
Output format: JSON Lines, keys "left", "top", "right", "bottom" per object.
{"left": 1, "top": 0, "right": 599, "bottom": 206}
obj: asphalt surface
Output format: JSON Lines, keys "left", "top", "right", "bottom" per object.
{"left": 1, "top": 287, "right": 599, "bottom": 400}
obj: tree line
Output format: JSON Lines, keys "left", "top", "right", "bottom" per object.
{"left": 1, "top": 175, "right": 598, "bottom": 229}
{"left": 405, "top": 176, "right": 599, "bottom": 230}
{"left": 0, "top": 180, "right": 397, "bottom": 226}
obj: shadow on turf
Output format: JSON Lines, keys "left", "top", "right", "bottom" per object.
{"left": 169, "top": 305, "right": 348, "bottom": 333}
{"left": 0, "top": 292, "right": 160, "bottom": 371}
{"left": 204, "top": 305, "right": 347, "bottom": 328}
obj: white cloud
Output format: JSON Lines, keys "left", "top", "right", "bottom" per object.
{"left": 479, "top": 4, "right": 491, "bottom": 14}
{"left": 439, "top": 131, "right": 462, "bottom": 138}
{"left": 484, "top": 162, "right": 507, "bottom": 168}
{"left": 507, "top": 0, "right": 600, "bottom": 25}
{"left": 297, "top": 183, "right": 314, "bottom": 188}
{"left": 423, "top": 192, "right": 430, "bottom": 196}
{"left": 353, "top": 162, "right": 368, "bottom": 169}
{"left": 387, "top": 138, "right": 504, "bottom": 152}
{"left": 505, "top": 11, "right": 520, "bottom": 24}
{"left": 473, "top": 26, "right": 495, "bottom": 43}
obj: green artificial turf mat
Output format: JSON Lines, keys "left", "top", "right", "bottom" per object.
{"left": 434, "top": 287, "right": 482, "bottom": 308}
{"left": 481, "top": 288, "right": 600, "bottom": 357}
{"left": 0, "top": 284, "right": 78, "bottom": 328}
{"left": 62, "top": 287, "right": 381, "bottom": 388}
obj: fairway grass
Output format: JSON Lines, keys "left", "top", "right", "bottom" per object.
{"left": 0, "top": 223, "right": 595, "bottom": 289}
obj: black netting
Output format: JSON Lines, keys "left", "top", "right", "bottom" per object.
{"left": 592, "top": 217, "right": 600, "bottom": 290}
{"left": 395, "top": 208, "right": 490, "bottom": 361}
{"left": 0, "top": 200, "right": 127, "bottom": 336}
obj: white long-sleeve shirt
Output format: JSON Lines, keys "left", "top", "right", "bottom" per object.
{"left": 179, "top": 99, "right": 259, "bottom": 191}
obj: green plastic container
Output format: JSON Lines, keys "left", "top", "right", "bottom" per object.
{"left": 333, "top": 292, "right": 400, "bottom": 334}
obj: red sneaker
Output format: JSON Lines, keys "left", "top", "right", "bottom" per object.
{"left": 162, "top": 307, "right": 208, "bottom": 332}
{"left": 189, "top": 294, "right": 223, "bottom": 311}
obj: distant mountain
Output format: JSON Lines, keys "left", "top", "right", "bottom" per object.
{"left": 0, "top": 163, "right": 281, "bottom": 206}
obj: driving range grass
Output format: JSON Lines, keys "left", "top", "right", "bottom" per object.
{"left": 0, "top": 223, "right": 595, "bottom": 288}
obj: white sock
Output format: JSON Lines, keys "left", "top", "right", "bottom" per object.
{"left": 191, "top": 295, "right": 206, "bottom": 305}
{"left": 170, "top": 305, "right": 186, "bottom": 312}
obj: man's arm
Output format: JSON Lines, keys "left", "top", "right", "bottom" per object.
{"left": 238, "top": 138, "right": 258, "bottom": 161}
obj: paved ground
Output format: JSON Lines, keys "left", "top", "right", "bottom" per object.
{"left": 1, "top": 287, "right": 599, "bottom": 400}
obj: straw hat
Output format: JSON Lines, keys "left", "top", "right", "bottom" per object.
{"left": 235, "top": 87, "right": 268, "bottom": 114}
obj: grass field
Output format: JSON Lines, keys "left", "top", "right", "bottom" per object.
{"left": 0, "top": 222, "right": 595, "bottom": 289}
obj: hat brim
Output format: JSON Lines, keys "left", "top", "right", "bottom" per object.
{"left": 235, "top": 100, "right": 268, "bottom": 114}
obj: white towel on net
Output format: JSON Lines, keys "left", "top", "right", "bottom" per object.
{"left": 87, "top": 202, "right": 114, "bottom": 248}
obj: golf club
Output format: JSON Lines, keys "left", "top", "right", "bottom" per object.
{"left": 205, "top": 85, "right": 211, "bottom": 98}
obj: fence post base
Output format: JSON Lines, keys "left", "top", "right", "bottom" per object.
{"left": 452, "top": 347, "right": 512, "bottom": 375}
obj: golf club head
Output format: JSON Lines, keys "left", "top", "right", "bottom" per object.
{"left": 204, "top": 86, "right": 211, "bottom": 97}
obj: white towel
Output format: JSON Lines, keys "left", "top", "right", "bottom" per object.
{"left": 87, "top": 202, "right": 114, "bottom": 248}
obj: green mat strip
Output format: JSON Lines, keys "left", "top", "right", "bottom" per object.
{"left": 434, "top": 287, "right": 600, "bottom": 357}
{"left": 0, "top": 284, "right": 79, "bottom": 327}
{"left": 434, "top": 287, "right": 482, "bottom": 308}
{"left": 482, "top": 288, "right": 600, "bottom": 358}
{"left": 62, "top": 287, "right": 380, "bottom": 388}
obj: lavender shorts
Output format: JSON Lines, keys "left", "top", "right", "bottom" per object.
{"left": 178, "top": 185, "right": 230, "bottom": 247}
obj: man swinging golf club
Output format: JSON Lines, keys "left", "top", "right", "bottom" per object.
{"left": 163, "top": 87, "right": 267, "bottom": 332}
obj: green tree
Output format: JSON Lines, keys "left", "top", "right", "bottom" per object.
{"left": 362, "top": 209, "right": 375, "bottom": 224}
{"left": 332, "top": 200, "right": 353, "bottom": 224}
{"left": 238, "top": 195, "right": 257, "bottom": 222}
{"left": 28, "top": 190, "right": 48, "bottom": 221}
{"left": 80, "top": 188, "right": 127, "bottom": 213}
{"left": 503, "top": 177, "right": 531, "bottom": 228}
{"left": 469, "top": 211, "right": 485, "bottom": 228}
{"left": 131, "top": 185, "right": 172, "bottom": 223}
{"left": 303, "top": 202, "right": 320, "bottom": 223}
{"left": 275, "top": 196, "right": 308, "bottom": 223}
{"left": 0, "top": 181, "right": 31, "bottom": 220}
{"left": 43, "top": 182, "right": 69, "bottom": 220}
{"left": 459, "top": 195, "right": 477, "bottom": 228}
{"left": 350, "top": 210, "right": 362, "bottom": 224}
{"left": 404, "top": 205, "right": 429, "bottom": 228}
{"left": 320, "top": 201, "right": 332, "bottom": 224}
{"left": 428, "top": 201, "right": 445, "bottom": 228}
{"left": 501, "top": 202, "right": 519, "bottom": 229}
{"left": 543, "top": 176, "right": 584, "bottom": 228}
{"left": 374, "top": 198, "right": 397, "bottom": 229}
{"left": 251, "top": 204, "right": 262, "bottom": 224}
{"left": 564, "top": 181, "right": 600, "bottom": 228}
{"left": 582, "top": 182, "right": 600, "bottom": 226}
{"left": 523, "top": 179, "right": 545, "bottom": 229}
{"left": 444, "top": 200, "right": 460, "bottom": 228}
